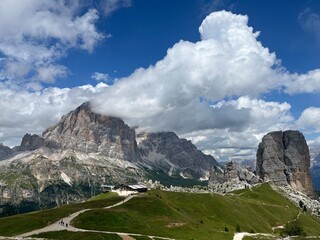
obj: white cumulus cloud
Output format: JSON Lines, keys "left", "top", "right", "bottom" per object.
{"left": 296, "top": 107, "right": 320, "bottom": 132}
{"left": 91, "top": 11, "right": 286, "bottom": 132}
{"left": 0, "top": 0, "right": 103, "bottom": 87}
{"left": 0, "top": 83, "right": 109, "bottom": 146}
{"left": 183, "top": 96, "right": 294, "bottom": 161}
{"left": 91, "top": 72, "right": 110, "bottom": 82}
{"left": 87, "top": 11, "right": 320, "bottom": 161}
{"left": 1, "top": 10, "right": 320, "bottom": 163}
{"left": 285, "top": 69, "right": 320, "bottom": 94}
{"left": 298, "top": 8, "right": 320, "bottom": 42}
{"left": 99, "top": 0, "right": 132, "bottom": 16}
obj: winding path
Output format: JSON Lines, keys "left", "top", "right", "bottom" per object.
{"left": 233, "top": 232, "right": 275, "bottom": 240}
{"left": 233, "top": 211, "right": 304, "bottom": 240}
{"left": 17, "top": 195, "right": 175, "bottom": 240}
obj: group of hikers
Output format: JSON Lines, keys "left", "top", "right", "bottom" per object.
{"left": 58, "top": 220, "right": 68, "bottom": 227}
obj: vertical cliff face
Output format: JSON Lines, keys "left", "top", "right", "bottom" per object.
{"left": 18, "top": 134, "right": 44, "bottom": 151}
{"left": 137, "top": 132, "right": 219, "bottom": 179}
{"left": 0, "top": 143, "right": 14, "bottom": 160}
{"left": 256, "top": 130, "right": 314, "bottom": 196}
{"left": 42, "top": 102, "right": 140, "bottom": 162}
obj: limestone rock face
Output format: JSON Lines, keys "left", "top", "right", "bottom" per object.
{"left": 18, "top": 134, "right": 44, "bottom": 151}
{"left": 0, "top": 143, "right": 14, "bottom": 160}
{"left": 137, "top": 132, "right": 218, "bottom": 179}
{"left": 256, "top": 130, "right": 314, "bottom": 196}
{"left": 239, "top": 168, "right": 260, "bottom": 184}
{"left": 208, "top": 161, "right": 261, "bottom": 193}
{"left": 209, "top": 166, "right": 225, "bottom": 184}
{"left": 209, "top": 161, "right": 260, "bottom": 184}
{"left": 43, "top": 102, "right": 140, "bottom": 162}
{"left": 224, "top": 161, "right": 238, "bottom": 181}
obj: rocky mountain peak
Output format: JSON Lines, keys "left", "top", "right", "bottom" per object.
{"left": 18, "top": 133, "right": 44, "bottom": 151}
{"left": 256, "top": 130, "right": 314, "bottom": 197}
{"left": 42, "top": 101, "right": 140, "bottom": 161}
{"left": 0, "top": 102, "right": 227, "bottom": 214}
{"left": 137, "top": 131, "right": 218, "bottom": 179}
{"left": 0, "top": 143, "right": 14, "bottom": 160}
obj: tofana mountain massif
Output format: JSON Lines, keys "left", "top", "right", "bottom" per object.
{"left": 0, "top": 102, "right": 319, "bottom": 219}
{"left": 0, "top": 102, "right": 220, "bottom": 214}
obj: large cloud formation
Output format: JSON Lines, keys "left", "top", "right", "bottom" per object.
{"left": 1, "top": 10, "right": 320, "bottom": 162}
{"left": 90, "top": 11, "right": 319, "bottom": 160}
{"left": 0, "top": 0, "right": 103, "bottom": 89}
{"left": 91, "top": 12, "right": 295, "bottom": 133}
{"left": 297, "top": 107, "right": 320, "bottom": 133}
{"left": 92, "top": 11, "right": 283, "bottom": 130}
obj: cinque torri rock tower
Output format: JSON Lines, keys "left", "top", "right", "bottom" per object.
{"left": 256, "top": 130, "right": 314, "bottom": 197}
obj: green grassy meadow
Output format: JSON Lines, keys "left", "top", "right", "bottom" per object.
{"left": 0, "top": 183, "right": 319, "bottom": 240}
{"left": 0, "top": 192, "right": 124, "bottom": 236}
{"left": 72, "top": 184, "right": 320, "bottom": 240}
{"left": 32, "top": 230, "right": 122, "bottom": 240}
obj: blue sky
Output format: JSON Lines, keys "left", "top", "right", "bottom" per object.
{"left": 57, "top": 0, "right": 320, "bottom": 117}
{"left": 58, "top": 1, "right": 320, "bottom": 81}
{"left": 1, "top": 0, "right": 320, "bottom": 162}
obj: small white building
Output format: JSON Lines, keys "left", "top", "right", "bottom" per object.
{"left": 101, "top": 184, "right": 115, "bottom": 192}
{"left": 125, "top": 184, "right": 148, "bottom": 192}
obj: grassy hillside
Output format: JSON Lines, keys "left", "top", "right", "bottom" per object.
{"left": 0, "top": 183, "right": 319, "bottom": 240}
{"left": 31, "top": 230, "right": 122, "bottom": 240}
{"left": 72, "top": 184, "right": 320, "bottom": 240}
{"left": 35, "top": 231, "right": 169, "bottom": 240}
{"left": 0, "top": 192, "right": 124, "bottom": 236}
{"left": 87, "top": 192, "right": 119, "bottom": 201}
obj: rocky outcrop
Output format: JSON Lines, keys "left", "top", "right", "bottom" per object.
{"left": 224, "top": 161, "right": 239, "bottom": 181}
{"left": 256, "top": 130, "right": 314, "bottom": 197}
{"left": 239, "top": 168, "right": 260, "bottom": 184}
{"left": 43, "top": 102, "right": 140, "bottom": 162}
{"left": 209, "top": 166, "right": 225, "bottom": 184}
{"left": 272, "top": 184, "right": 320, "bottom": 217}
{"left": 0, "top": 143, "right": 14, "bottom": 160}
{"left": 209, "top": 161, "right": 260, "bottom": 193}
{"left": 17, "top": 134, "right": 44, "bottom": 151}
{"left": 137, "top": 132, "right": 218, "bottom": 179}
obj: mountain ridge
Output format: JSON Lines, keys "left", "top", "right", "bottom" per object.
{"left": 137, "top": 131, "right": 218, "bottom": 180}
{"left": 0, "top": 102, "right": 318, "bottom": 217}
{"left": 0, "top": 102, "right": 218, "bottom": 215}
